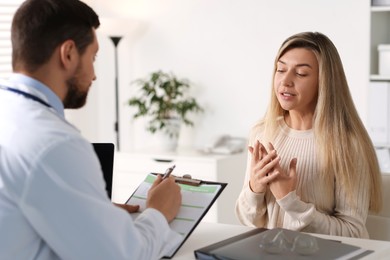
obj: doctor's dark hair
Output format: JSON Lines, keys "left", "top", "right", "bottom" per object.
{"left": 11, "top": 0, "right": 100, "bottom": 72}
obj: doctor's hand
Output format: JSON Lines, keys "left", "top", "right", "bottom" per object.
{"left": 266, "top": 143, "right": 298, "bottom": 200}
{"left": 114, "top": 203, "right": 140, "bottom": 214}
{"left": 146, "top": 175, "right": 182, "bottom": 223}
{"left": 249, "top": 140, "right": 281, "bottom": 193}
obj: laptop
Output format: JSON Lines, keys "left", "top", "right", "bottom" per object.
{"left": 92, "top": 143, "right": 115, "bottom": 199}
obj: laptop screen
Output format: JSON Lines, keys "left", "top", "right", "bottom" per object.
{"left": 92, "top": 143, "right": 115, "bottom": 199}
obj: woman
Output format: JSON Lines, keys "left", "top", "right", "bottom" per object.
{"left": 235, "top": 31, "right": 382, "bottom": 238}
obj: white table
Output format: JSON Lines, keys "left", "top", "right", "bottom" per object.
{"left": 172, "top": 222, "right": 390, "bottom": 259}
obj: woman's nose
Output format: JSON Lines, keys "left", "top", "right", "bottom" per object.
{"left": 281, "top": 72, "right": 293, "bottom": 87}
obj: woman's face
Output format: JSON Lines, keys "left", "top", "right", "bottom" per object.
{"left": 274, "top": 47, "right": 319, "bottom": 115}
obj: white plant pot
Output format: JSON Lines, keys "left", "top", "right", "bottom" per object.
{"left": 154, "top": 118, "right": 181, "bottom": 152}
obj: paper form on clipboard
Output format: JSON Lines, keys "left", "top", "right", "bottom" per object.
{"left": 126, "top": 173, "right": 227, "bottom": 259}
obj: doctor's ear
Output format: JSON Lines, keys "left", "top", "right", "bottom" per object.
{"left": 59, "top": 40, "right": 78, "bottom": 70}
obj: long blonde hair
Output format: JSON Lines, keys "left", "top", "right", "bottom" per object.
{"left": 261, "top": 32, "right": 382, "bottom": 212}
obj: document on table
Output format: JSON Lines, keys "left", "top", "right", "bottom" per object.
{"left": 195, "top": 228, "right": 373, "bottom": 260}
{"left": 126, "top": 173, "right": 227, "bottom": 259}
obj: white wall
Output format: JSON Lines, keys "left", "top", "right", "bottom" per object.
{"left": 68, "top": 0, "right": 370, "bottom": 152}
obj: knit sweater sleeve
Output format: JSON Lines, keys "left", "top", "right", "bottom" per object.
{"left": 277, "top": 168, "right": 370, "bottom": 238}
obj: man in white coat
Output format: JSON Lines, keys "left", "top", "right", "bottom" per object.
{"left": 0, "top": 0, "right": 182, "bottom": 259}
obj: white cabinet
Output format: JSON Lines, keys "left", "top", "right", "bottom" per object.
{"left": 369, "top": 5, "right": 390, "bottom": 80}
{"left": 368, "top": 5, "right": 390, "bottom": 146}
{"left": 112, "top": 147, "right": 247, "bottom": 225}
{"left": 368, "top": 81, "right": 390, "bottom": 145}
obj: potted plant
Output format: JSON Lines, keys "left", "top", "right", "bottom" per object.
{"left": 128, "top": 70, "right": 203, "bottom": 151}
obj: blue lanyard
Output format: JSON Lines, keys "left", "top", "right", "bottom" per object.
{"left": 0, "top": 85, "right": 52, "bottom": 108}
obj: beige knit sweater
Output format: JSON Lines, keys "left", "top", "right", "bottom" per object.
{"left": 235, "top": 118, "right": 370, "bottom": 238}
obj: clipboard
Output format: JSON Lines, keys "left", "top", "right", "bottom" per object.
{"left": 125, "top": 172, "right": 227, "bottom": 259}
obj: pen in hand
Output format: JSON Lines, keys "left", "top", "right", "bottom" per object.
{"left": 162, "top": 164, "right": 176, "bottom": 180}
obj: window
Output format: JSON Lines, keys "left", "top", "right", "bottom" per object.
{"left": 0, "top": 0, "right": 23, "bottom": 79}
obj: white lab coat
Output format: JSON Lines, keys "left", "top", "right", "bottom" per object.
{"left": 0, "top": 74, "right": 181, "bottom": 260}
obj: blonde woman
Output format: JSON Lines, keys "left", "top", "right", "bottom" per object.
{"left": 235, "top": 32, "right": 382, "bottom": 238}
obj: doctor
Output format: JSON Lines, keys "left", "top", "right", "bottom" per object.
{"left": 0, "top": 0, "right": 182, "bottom": 259}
